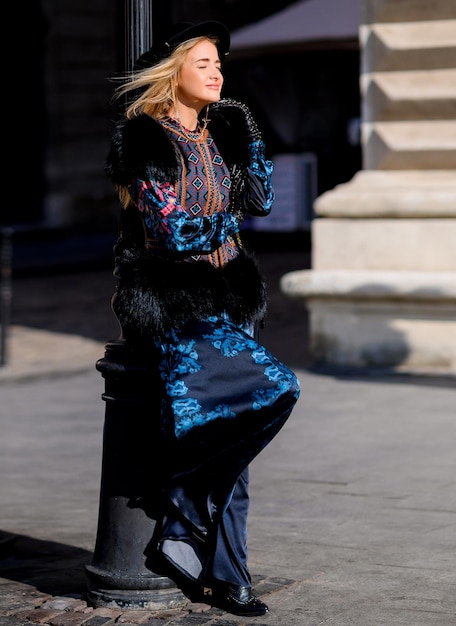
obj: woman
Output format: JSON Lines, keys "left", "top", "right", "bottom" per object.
{"left": 105, "top": 21, "right": 300, "bottom": 617}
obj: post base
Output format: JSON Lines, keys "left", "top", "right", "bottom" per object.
{"left": 86, "top": 579, "right": 186, "bottom": 611}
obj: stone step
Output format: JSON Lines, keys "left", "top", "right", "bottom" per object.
{"left": 280, "top": 269, "right": 456, "bottom": 373}
{"left": 361, "top": 20, "right": 456, "bottom": 71}
{"left": 364, "top": 120, "right": 456, "bottom": 169}
{"left": 362, "top": 69, "right": 456, "bottom": 121}
{"left": 363, "top": 0, "right": 456, "bottom": 24}
{"left": 281, "top": 269, "right": 456, "bottom": 302}
{"left": 314, "top": 170, "right": 456, "bottom": 218}
{"left": 311, "top": 217, "right": 456, "bottom": 271}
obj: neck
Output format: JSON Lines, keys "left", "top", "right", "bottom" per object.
{"left": 171, "top": 106, "right": 205, "bottom": 131}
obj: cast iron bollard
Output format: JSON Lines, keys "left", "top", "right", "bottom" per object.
{"left": 85, "top": 339, "right": 185, "bottom": 610}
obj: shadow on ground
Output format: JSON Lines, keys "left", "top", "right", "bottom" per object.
{"left": 0, "top": 532, "right": 91, "bottom": 597}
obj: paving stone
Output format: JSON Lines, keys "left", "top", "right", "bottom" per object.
{"left": 0, "top": 618, "right": 28, "bottom": 626}
{"left": 41, "top": 599, "right": 88, "bottom": 612}
{"left": 115, "top": 610, "right": 157, "bottom": 624}
{"left": 48, "top": 611, "right": 97, "bottom": 626}
{"left": 79, "top": 616, "right": 114, "bottom": 626}
{"left": 12, "top": 608, "right": 65, "bottom": 624}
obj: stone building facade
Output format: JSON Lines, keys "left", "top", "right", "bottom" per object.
{"left": 282, "top": 0, "right": 456, "bottom": 375}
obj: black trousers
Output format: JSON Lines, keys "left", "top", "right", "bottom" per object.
{"left": 156, "top": 467, "right": 251, "bottom": 587}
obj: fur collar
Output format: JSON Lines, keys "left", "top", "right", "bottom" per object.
{"left": 105, "top": 103, "right": 252, "bottom": 187}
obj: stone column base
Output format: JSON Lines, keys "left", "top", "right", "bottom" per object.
{"left": 281, "top": 269, "right": 456, "bottom": 375}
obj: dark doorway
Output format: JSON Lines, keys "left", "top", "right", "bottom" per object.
{"left": 223, "top": 47, "right": 362, "bottom": 196}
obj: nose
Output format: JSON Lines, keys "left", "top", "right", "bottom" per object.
{"left": 210, "top": 65, "right": 222, "bottom": 80}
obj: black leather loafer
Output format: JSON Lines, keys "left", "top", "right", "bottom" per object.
{"left": 210, "top": 582, "right": 269, "bottom": 616}
{"left": 146, "top": 548, "right": 208, "bottom": 604}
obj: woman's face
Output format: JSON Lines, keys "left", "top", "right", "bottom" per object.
{"left": 177, "top": 39, "right": 224, "bottom": 108}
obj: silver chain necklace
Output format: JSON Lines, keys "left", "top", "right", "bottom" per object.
{"left": 171, "top": 107, "right": 209, "bottom": 142}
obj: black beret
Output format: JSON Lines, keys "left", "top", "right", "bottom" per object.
{"left": 134, "top": 21, "right": 230, "bottom": 71}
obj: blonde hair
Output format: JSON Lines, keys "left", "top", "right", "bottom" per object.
{"left": 112, "top": 35, "right": 220, "bottom": 208}
{"left": 112, "top": 35, "right": 220, "bottom": 120}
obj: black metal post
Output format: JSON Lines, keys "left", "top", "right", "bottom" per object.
{"left": 85, "top": 0, "right": 185, "bottom": 610}
{"left": 85, "top": 340, "right": 185, "bottom": 610}
{"left": 124, "top": 0, "right": 153, "bottom": 71}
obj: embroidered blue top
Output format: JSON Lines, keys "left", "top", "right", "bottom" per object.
{"left": 126, "top": 116, "right": 274, "bottom": 268}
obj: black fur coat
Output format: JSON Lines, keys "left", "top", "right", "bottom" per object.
{"left": 105, "top": 103, "right": 268, "bottom": 340}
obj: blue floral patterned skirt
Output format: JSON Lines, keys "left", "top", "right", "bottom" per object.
{"left": 154, "top": 315, "right": 300, "bottom": 485}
